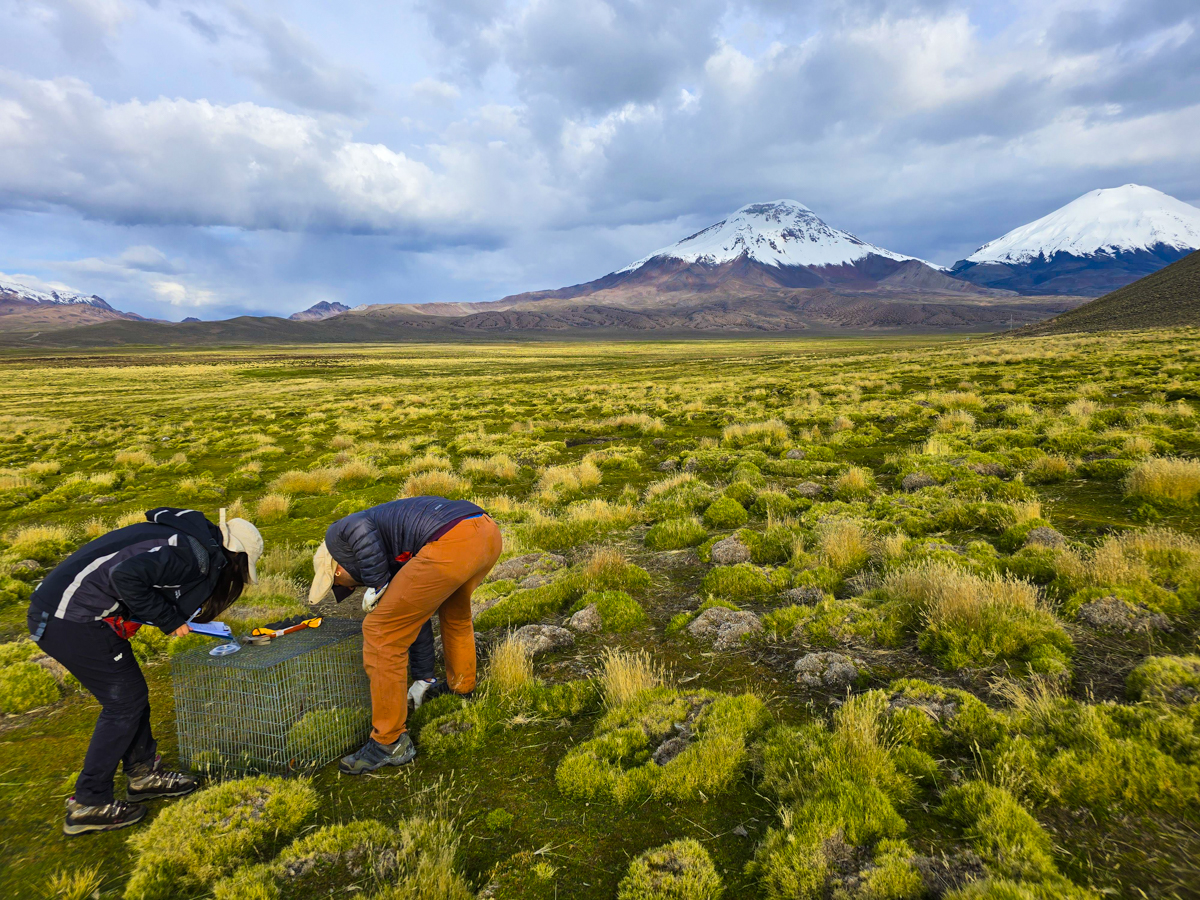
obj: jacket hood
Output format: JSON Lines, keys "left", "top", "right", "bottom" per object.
{"left": 144, "top": 507, "right": 223, "bottom": 551}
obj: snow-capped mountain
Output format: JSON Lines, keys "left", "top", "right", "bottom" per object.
{"left": 952, "top": 185, "right": 1200, "bottom": 296}
{"left": 0, "top": 276, "right": 144, "bottom": 333}
{"left": 494, "top": 199, "right": 986, "bottom": 307}
{"left": 0, "top": 276, "right": 116, "bottom": 309}
{"left": 619, "top": 200, "right": 930, "bottom": 272}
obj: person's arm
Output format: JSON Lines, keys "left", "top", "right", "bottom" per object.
{"left": 340, "top": 515, "right": 392, "bottom": 590}
{"left": 108, "top": 547, "right": 191, "bottom": 635}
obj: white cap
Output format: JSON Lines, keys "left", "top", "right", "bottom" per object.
{"left": 218, "top": 508, "right": 263, "bottom": 584}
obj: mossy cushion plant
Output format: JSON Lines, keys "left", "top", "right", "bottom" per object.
{"left": 556, "top": 687, "right": 769, "bottom": 805}
{"left": 571, "top": 590, "right": 649, "bottom": 632}
{"left": 703, "top": 496, "right": 749, "bottom": 530}
{"left": 617, "top": 838, "right": 723, "bottom": 900}
{"left": 644, "top": 517, "right": 708, "bottom": 550}
{"left": 939, "top": 780, "right": 1096, "bottom": 897}
{"left": 1126, "top": 655, "right": 1200, "bottom": 704}
{"left": 699, "top": 563, "right": 781, "bottom": 599}
{"left": 474, "top": 557, "right": 651, "bottom": 631}
{"left": 0, "top": 659, "right": 61, "bottom": 714}
{"left": 124, "top": 776, "right": 318, "bottom": 900}
{"left": 210, "top": 816, "right": 472, "bottom": 900}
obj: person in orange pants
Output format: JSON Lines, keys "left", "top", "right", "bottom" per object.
{"left": 308, "top": 497, "right": 502, "bottom": 774}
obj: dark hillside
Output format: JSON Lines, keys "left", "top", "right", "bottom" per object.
{"left": 1020, "top": 250, "right": 1199, "bottom": 334}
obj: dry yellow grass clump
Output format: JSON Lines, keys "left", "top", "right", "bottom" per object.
{"left": 536, "top": 460, "right": 601, "bottom": 499}
{"left": 601, "top": 413, "right": 665, "bottom": 433}
{"left": 255, "top": 493, "right": 291, "bottom": 523}
{"left": 487, "top": 634, "right": 534, "bottom": 697}
{"left": 1124, "top": 456, "right": 1200, "bottom": 506}
{"left": 405, "top": 452, "right": 453, "bottom": 474}
{"left": 7, "top": 523, "right": 71, "bottom": 551}
{"left": 599, "top": 648, "right": 661, "bottom": 707}
{"left": 935, "top": 409, "right": 976, "bottom": 432}
{"left": 0, "top": 473, "right": 35, "bottom": 491}
{"left": 460, "top": 454, "right": 520, "bottom": 482}
{"left": 25, "top": 461, "right": 60, "bottom": 476}
{"left": 271, "top": 467, "right": 340, "bottom": 495}
{"left": 335, "top": 458, "right": 381, "bottom": 486}
{"left": 832, "top": 466, "right": 875, "bottom": 498}
{"left": 721, "top": 419, "right": 788, "bottom": 448}
{"left": 816, "top": 518, "right": 873, "bottom": 572}
{"left": 115, "top": 449, "right": 156, "bottom": 468}
{"left": 883, "top": 561, "right": 1039, "bottom": 632}
{"left": 401, "top": 470, "right": 472, "bottom": 499}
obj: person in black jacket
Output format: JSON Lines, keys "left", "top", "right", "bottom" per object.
{"left": 308, "top": 496, "right": 502, "bottom": 773}
{"left": 27, "top": 507, "right": 263, "bottom": 835}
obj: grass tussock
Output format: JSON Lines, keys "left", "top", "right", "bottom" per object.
{"left": 254, "top": 492, "right": 291, "bottom": 523}
{"left": 882, "top": 562, "right": 1070, "bottom": 674}
{"left": 1124, "top": 455, "right": 1200, "bottom": 506}
{"left": 460, "top": 453, "right": 521, "bottom": 482}
{"left": 600, "top": 648, "right": 662, "bottom": 707}
{"left": 487, "top": 634, "right": 535, "bottom": 697}
{"left": 400, "top": 470, "right": 472, "bottom": 499}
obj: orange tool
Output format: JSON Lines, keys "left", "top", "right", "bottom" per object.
{"left": 251, "top": 617, "right": 323, "bottom": 641}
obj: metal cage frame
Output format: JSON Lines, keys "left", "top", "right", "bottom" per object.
{"left": 172, "top": 618, "right": 371, "bottom": 777}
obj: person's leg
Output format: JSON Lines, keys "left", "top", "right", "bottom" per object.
{"left": 438, "top": 517, "right": 503, "bottom": 694}
{"left": 361, "top": 555, "right": 468, "bottom": 745}
{"left": 37, "top": 618, "right": 155, "bottom": 806}
{"left": 360, "top": 515, "right": 503, "bottom": 744}
{"left": 408, "top": 618, "right": 436, "bottom": 682}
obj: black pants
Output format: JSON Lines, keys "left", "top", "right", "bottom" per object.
{"left": 409, "top": 618, "right": 435, "bottom": 681}
{"left": 32, "top": 614, "right": 156, "bottom": 806}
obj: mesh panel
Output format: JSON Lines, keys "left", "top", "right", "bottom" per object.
{"left": 172, "top": 618, "right": 371, "bottom": 777}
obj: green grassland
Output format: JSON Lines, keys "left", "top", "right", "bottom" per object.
{"left": 1, "top": 331, "right": 1199, "bottom": 900}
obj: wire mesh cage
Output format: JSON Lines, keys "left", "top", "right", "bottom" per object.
{"left": 172, "top": 618, "right": 371, "bottom": 777}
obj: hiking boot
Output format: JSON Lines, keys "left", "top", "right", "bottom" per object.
{"left": 63, "top": 797, "right": 147, "bottom": 836}
{"left": 339, "top": 733, "right": 416, "bottom": 775}
{"left": 127, "top": 755, "right": 198, "bottom": 801}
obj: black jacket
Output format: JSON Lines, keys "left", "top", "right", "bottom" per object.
{"left": 324, "top": 497, "right": 483, "bottom": 590}
{"left": 29, "top": 508, "right": 228, "bottom": 636}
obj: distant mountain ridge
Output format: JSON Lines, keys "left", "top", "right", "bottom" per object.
{"left": 0, "top": 277, "right": 115, "bottom": 309}
{"left": 289, "top": 301, "right": 352, "bottom": 321}
{"left": 952, "top": 185, "right": 1200, "bottom": 296}
{"left": 484, "top": 199, "right": 1001, "bottom": 317}
{"left": 0, "top": 277, "right": 142, "bottom": 332}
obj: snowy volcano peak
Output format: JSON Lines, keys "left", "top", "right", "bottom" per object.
{"left": 0, "top": 276, "right": 113, "bottom": 309}
{"left": 620, "top": 199, "right": 921, "bottom": 272}
{"left": 967, "top": 184, "right": 1200, "bottom": 265}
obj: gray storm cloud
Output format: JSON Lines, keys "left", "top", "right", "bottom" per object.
{"left": 0, "top": 0, "right": 1196, "bottom": 317}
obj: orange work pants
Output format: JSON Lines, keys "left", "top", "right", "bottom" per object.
{"left": 361, "top": 515, "right": 502, "bottom": 744}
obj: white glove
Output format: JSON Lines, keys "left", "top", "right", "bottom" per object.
{"left": 362, "top": 582, "right": 388, "bottom": 613}
{"left": 409, "top": 678, "right": 437, "bottom": 708}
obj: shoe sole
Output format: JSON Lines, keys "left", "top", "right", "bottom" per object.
{"left": 338, "top": 748, "right": 417, "bottom": 775}
{"left": 128, "top": 785, "right": 198, "bottom": 802}
{"left": 63, "top": 812, "right": 147, "bottom": 836}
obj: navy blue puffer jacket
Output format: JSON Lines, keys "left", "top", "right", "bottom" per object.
{"left": 324, "top": 497, "right": 484, "bottom": 590}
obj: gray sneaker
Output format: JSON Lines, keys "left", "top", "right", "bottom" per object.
{"left": 127, "top": 754, "right": 198, "bottom": 802}
{"left": 339, "top": 733, "right": 416, "bottom": 775}
{"left": 63, "top": 797, "right": 147, "bottom": 836}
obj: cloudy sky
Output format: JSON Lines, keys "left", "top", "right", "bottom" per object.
{"left": 1, "top": 0, "right": 1197, "bottom": 320}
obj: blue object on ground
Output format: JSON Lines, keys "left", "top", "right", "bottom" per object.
{"left": 189, "top": 621, "right": 232, "bottom": 638}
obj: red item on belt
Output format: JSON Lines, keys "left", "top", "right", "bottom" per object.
{"left": 392, "top": 514, "right": 485, "bottom": 567}
{"left": 103, "top": 615, "right": 142, "bottom": 640}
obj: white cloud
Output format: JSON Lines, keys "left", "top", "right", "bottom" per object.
{"left": 0, "top": 0, "right": 1198, "bottom": 317}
